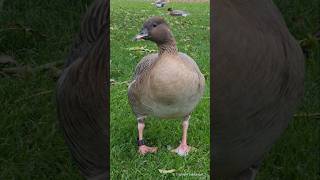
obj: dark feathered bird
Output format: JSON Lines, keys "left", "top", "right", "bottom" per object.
{"left": 213, "top": 0, "right": 304, "bottom": 179}
{"left": 56, "top": 0, "right": 109, "bottom": 179}
{"left": 167, "top": 8, "right": 189, "bottom": 17}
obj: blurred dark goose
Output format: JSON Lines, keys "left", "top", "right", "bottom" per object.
{"left": 167, "top": 8, "right": 189, "bottom": 17}
{"left": 56, "top": 0, "right": 108, "bottom": 179}
{"left": 213, "top": 0, "right": 304, "bottom": 179}
{"left": 129, "top": 17, "right": 205, "bottom": 156}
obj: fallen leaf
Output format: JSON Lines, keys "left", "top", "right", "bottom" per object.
{"left": 158, "top": 169, "right": 176, "bottom": 174}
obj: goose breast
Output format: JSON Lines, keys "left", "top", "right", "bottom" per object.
{"left": 142, "top": 53, "right": 205, "bottom": 118}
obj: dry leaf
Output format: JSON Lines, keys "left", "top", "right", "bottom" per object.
{"left": 158, "top": 169, "right": 176, "bottom": 174}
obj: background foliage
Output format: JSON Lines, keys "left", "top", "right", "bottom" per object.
{"left": 0, "top": 0, "right": 318, "bottom": 179}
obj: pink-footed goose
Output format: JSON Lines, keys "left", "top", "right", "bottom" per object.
{"left": 56, "top": 0, "right": 108, "bottom": 179}
{"left": 167, "top": 8, "right": 189, "bottom": 17}
{"left": 129, "top": 17, "right": 205, "bottom": 156}
{"left": 213, "top": 0, "right": 304, "bottom": 179}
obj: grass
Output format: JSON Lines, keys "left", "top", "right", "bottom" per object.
{"left": 0, "top": 0, "right": 91, "bottom": 179}
{"left": 0, "top": 0, "right": 318, "bottom": 179}
{"left": 110, "top": 0, "right": 210, "bottom": 179}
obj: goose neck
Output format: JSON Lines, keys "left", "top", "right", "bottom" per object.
{"left": 158, "top": 40, "right": 178, "bottom": 56}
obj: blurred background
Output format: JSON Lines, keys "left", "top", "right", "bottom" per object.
{"left": 0, "top": 0, "right": 319, "bottom": 179}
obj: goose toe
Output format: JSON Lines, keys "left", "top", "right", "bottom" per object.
{"left": 138, "top": 145, "right": 158, "bottom": 155}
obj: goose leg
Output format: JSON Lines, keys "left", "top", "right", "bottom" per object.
{"left": 173, "top": 115, "right": 191, "bottom": 156}
{"left": 137, "top": 119, "right": 157, "bottom": 155}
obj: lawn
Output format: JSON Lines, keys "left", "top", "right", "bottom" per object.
{"left": 110, "top": 0, "right": 210, "bottom": 179}
{"left": 0, "top": 0, "right": 318, "bottom": 179}
{"left": 0, "top": 0, "right": 91, "bottom": 179}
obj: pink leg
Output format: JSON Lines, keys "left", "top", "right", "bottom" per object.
{"left": 137, "top": 119, "right": 157, "bottom": 155}
{"left": 174, "top": 115, "right": 191, "bottom": 156}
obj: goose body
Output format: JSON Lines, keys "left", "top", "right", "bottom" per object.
{"left": 168, "top": 8, "right": 189, "bottom": 17}
{"left": 129, "top": 52, "right": 204, "bottom": 119}
{"left": 56, "top": 0, "right": 108, "bottom": 179}
{"left": 213, "top": 0, "right": 305, "bottom": 179}
{"left": 154, "top": 0, "right": 166, "bottom": 8}
{"left": 130, "top": 17, "right": 204, "bottom": 155}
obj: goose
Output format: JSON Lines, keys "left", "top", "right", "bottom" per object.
{"left": 56, "top": 0, "right": 109, "bottom": 179}
{"left": 129, "top": 16, "right": 205, "bottom": 156}
{"left": 213, "top": 0, "right": 304, "bottom": 179}
{"left": 167, "top": 8, "right": 189, "bottom": 17}
{"left": 154, "top": 0, "right": 166, "bottom": 8}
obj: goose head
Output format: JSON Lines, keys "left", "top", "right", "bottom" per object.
{"left": 134, "top": 17, "right": 174, "bottom": 45}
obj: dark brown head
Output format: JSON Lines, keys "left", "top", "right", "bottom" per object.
{"left": 134, "top": 16, "right": 174, "bottom": 44}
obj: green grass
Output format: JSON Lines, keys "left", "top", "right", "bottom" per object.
{"left": 0, "top": 0, "right": 318, "bottom": 179}
{"left": 110, "top": 0, "right": 210, "bottom": 179}
{"left": 0, "top": 0, "right": 91, "bottom": 179}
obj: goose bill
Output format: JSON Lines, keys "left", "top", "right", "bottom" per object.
{"left": 134, "top": 34, "right": 147, "bottom": 40}
{"left": 134, "top": 29, "right": 149, "bottom": 40}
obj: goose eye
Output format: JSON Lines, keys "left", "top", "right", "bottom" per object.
{"left": 152, "top": 24, "right": 157, "bottom": 27}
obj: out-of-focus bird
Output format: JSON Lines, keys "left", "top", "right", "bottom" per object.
{"left": 154, "top": 0, "right": 166, "bottom": 8}
{"left": 56, "top": 0, "right": 109, "bottom": 179}
{"left": 213, "top": 0, "right": 305, "bottom": 179}
{"left": 167, "top": 8, "right": 189, "bottom": 17}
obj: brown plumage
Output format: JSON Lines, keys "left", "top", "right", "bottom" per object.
{"left": 56, "top": 0, "right": 109, "bottom": 179}
{"left": 213, "top": 0, "right": 304, "bottom": 179}
{"left": 167, "top": 8, "right": 189, "bottom": 17}
{"left": 129, "top": 17, "right": 205, "bottom": 155}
